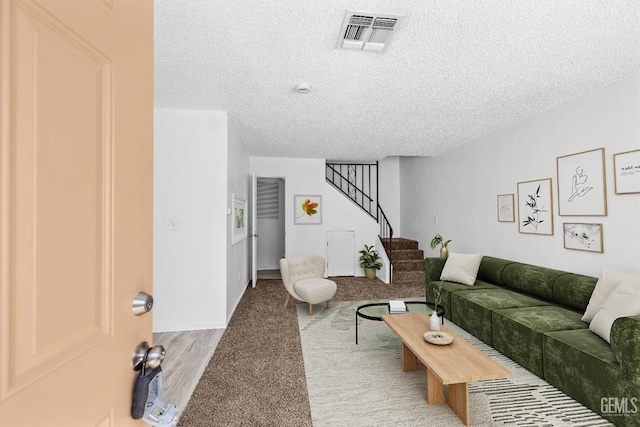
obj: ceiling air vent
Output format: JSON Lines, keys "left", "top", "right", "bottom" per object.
{"left": 337, "top": 11, "right": 403, "bottom": 53}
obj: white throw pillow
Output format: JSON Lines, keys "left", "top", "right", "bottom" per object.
{"left": 582, "top": 267, "right": 640, "bottom": 322}
{"left": 440, "top": 253, "right": 482, "bottom": 286}
{"left": 589, "top": 282, "right": 640, "bottom": 343}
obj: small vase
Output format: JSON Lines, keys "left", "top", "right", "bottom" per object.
{"left": 429, "top": 311, "right": 440, "bottom": 331}
{"left": 440, "top": 246, "right": 449, "bottom": 259}
{"left": 364, "top": 268, "right": 376, "bottom": 280}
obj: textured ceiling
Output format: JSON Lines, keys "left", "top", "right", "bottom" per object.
{"left": 154, "top": 0, "right": 640, "bottom": 161}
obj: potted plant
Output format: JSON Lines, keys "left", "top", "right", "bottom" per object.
{"left": 359, "top": 244, "right": 382, "bottom": 280}
{"left": 430, "top": 233, "right": 452, "bottom": 258}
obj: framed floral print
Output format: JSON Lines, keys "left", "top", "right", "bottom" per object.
{"left": 294, "top": 194, "right": 322, "bottom": 225}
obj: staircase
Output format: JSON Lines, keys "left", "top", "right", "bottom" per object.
{"left": 326, "top": 161, "right": 425, "bottom": 284}
{"left": 381, "top": 238, "right": 425, "bottom": 284}
{"left": 325, "top": 161, "right": 393, "bottom": 241}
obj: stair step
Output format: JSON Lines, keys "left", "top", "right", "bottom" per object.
{"left": 392, "top": 270, "right": 425, "bottom": 285}
{"left": 392, "top": 259, "right": 424, "bottom": 271}
{"left": 381, "top": 237, "right": 419, "bottom": 251}
{"left": 390, "top": 249, "right": 423, "bottom": 261}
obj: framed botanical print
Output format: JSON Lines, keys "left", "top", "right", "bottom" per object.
{"left": 517, "top": 178, "right": 554, "bottom": 235}
{"left": 231, "top": 193, "right": 248, "bottom": 244}
{"left": 294, "top": 194, "right": 322, "bottom": 225}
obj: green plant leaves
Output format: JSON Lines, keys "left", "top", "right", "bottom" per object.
{"left": 359, "top": 244, "right": 382, "bottom": 270}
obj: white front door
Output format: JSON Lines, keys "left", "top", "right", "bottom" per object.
{"left": 0, "top": 1, "right": 153, "bottom": 425}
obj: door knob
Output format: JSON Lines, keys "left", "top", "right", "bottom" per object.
{"left": 132, "top": 341, "right": 150, "bottom": 371}
{"left": 132, "top": 291, "right": 154, "bottom": 316}
{"left": 132, "top": 341, "right": 166, "bottom": 371}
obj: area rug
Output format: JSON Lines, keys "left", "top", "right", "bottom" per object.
{"left": 297, "top": 300, "right": 613, "bottom": 427}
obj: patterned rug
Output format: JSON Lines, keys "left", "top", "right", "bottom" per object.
{"left": 297, "top": 300, "right": 613, "bottom": 427}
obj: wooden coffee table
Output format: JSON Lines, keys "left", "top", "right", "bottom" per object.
{"left": 381, "top": 312, "right": 511, "bottom": 426}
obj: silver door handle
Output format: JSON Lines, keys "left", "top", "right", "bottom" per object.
{"left": 132, "top": 341, "right": 166, "bottom": 371}
{"left": 132, "top": 291, "right": 154, "bottom": 316}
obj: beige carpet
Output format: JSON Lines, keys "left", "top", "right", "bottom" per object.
{"left": 177, "top": 276, "right": 425, "bottom": 427}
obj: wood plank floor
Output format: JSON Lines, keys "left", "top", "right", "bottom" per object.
{"left": 153, "top": 329, "right": 224, "bottom": 412}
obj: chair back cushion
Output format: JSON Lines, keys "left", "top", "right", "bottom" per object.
{"left": 286, "top": 255, "right": 325, "bottom": 281}
{"left": 280, "top": 255, "right": 326, "bottom": 299}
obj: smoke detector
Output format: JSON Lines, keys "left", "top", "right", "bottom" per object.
{"left": 336, "top": 11, "right": 403, "bottom": 53}
{"left": 295, "top": 82, "right": 311, "bottom": 94}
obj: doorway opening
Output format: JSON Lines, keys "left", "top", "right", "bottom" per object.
{"left": 256, "top": 177, "right": 285, "bottom": 280}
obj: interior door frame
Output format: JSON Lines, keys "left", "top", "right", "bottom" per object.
{"left": 251, "top": 173, "right": 257, "bottom": 287}
{"left": 251, "top": 174, "right": 286, "bottom": 285}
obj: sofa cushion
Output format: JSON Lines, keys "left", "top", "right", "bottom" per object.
{"left": 477, "top": 256, "right": 516, "bottom": 285}
{"left": 427, "top": 279, "right": 500, "bottom": 321}
{"left": 451, "top": 289, "right": 552, "bottom": 345}
{"left": 424, "top": 257, "right": 446, "bottom": 283}
{"left": 543, "top": 329, "right": 624, "bottom": 424}
{"left": 440, "top": 253, "right": 482, "bottom": 286}
{"left": 582, "top": 267, "right": 640, "bottom": 322}
{"left": 589, "top": 282, "right": 640, "bottom": 343}
{"left": 501, "top": 262, "right": 567, "bottom": 301}
{"left": 492, "top": 306, "right": 588, "bottom": 377}
{"left": 552, "top": 273, "right": 597, "bottom": 312}
{"left": 610, "top": 315, "right": 640, "bottom": 376}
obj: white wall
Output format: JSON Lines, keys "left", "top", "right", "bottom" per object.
{"left": 400, "top": 72, "right": 640, "bottom": 277}
{"left": 154, "top": 108, "right": 248, "bottom": 332}
{"left": 226, "top": 117, "right": 250, "bottom": 323}
{"left": 250, "top": 157, "right": 379, "bottom": 275}
{"left": 378, "top": 156, "right": 401, "bottom": 236}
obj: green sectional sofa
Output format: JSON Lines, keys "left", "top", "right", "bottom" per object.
{"left": 425, "top": 256, "right": 640, "bottom": 426}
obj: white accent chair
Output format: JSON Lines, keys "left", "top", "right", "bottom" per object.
{"left": 280, "top": 255, "right": 337, "bottom": 315}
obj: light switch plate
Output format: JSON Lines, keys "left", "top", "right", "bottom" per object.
{"left": 165, "top": 218, "right": 179, "bottom": 230}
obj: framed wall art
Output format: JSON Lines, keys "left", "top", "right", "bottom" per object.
{"left": 556, "top": 148, "right": 607, "bottom": 216}
{"left": 563, "top": 222, "right": 603, "bottom": 253}
{"left": 517, "top": 178, "right": 554, "bottom": 235}
{"left": 294, "top": 194, "right": 322, "bottom": 225}
{"left": 497, "top": 194, "right": 515, "bottom": 222}
{"left": 231, "top": 193, "right": 248, "bottom": 244}
{"left": 613, "top": 149, "right": 640, "bottom": 194}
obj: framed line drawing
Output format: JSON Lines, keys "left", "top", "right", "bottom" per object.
{"left": 556, "top": 148, "right": 607, "bottom": 216}
{"left": 563, "top": 223, "right": 603, "bottom": 253}
{"left": 497, "top": 194, "right": 515, "bottom": 222}
{"left": 613, "top": 149, "right": 640, "bottom": 194}
{"left": 294, "top": 194, "right": 322, "bottom": 225}
{"left": 231, "top": 193, "right": 248, "bottom": 244}
{"left": 517, "top": 178, "right": 554, "bottom": 235}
